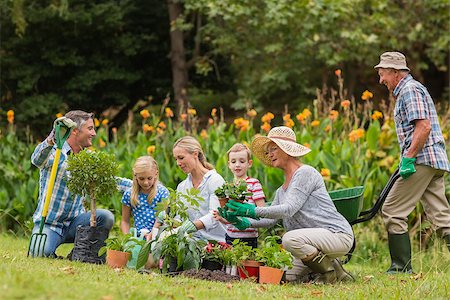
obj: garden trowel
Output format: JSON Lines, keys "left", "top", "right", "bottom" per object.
{"left": 27, "top": 117, "right": 76, "bottom": 257}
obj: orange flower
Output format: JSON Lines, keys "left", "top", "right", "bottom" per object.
{"left": 349, "top": 128, "right": 365, "bottom": 142}
{"left": 324, "top": 125, "right": 331, "bottom": 132}
{"left": 158, "top": 121, "right": 166, "bottom": 129}
{"left": 282, "top": 114, "right": 291, "bottom": 121}
{"left": 147, "top": 145, "right": 156, "bottom": 155}
{"left": 7, "top": 110, "right": 14, "bottom": 124}
{"left": 156, "top": 127, "right": 164, "bottom": 135}
{"left": 371, "top": 110, "right": 383, "bottom": 121}
{"left": 335, "top": 69, "right": 341, "bottom": 77}
{"left": 261, "top": 112, "right": 275, "bottom": 123}
{"left": 143, "top": 124, "right": 155, "bottom": 133}
{"left": 140, "top": 109, "right": 150, "bottom": 119}
{"left": 200, "top": 129, "right": 208, "bottom": 139}
{"left": 302, "top": 108, "right": 312, "bottom": 118}
{"left": 99, "top": 138, "right": 106, "bottom": 148}
{"left": 188, "top": 108, "right": 197, "bottom": 116}
{"left": 320, "top": 168, "right": 331, "bottom": 177}
{"left": 341, "top": 100, "right": 351, "bottom": 109}
{"left": 101, "top": 119, "right": 109, "bottom": 126}
{"left": 208, "top": 118, "right": 214, "bottom": 125}
{"left": 180, "top": 113, "right": 187, "bottom": 121}
{"left": 94, "top": 118, "right": 100, "bottom": 127}
{"left": 234, "top": 117, "right": 250, "bottom": 131}
{"left": 247, "top": 109, "right": 257, "bottom": 118}
{"left": 311, "top": 120, "right": 320, "bottom": 127}
{"left": 211, "top": 108, "right": 217, "bottom": 117}
{"left": 55, "top": 113, "right": 64, "bottom": 118}
{"left": 329, "top": 110, "right": 339, "bottom": 121}
{"left": 261, "top": 122, "right": 271, "bottom": 133}
{"left": 165, "top": 107, "right": 174, "bottom": 118}
{"left": 303, "top": 142, "right": 311, "bottom": 148}
{"left": 284, "top": 118, "right": 294, "bottom": 128}
{"left": 361, "top": 90, "right": 373, "bottom": 101}
{"left": 296, "top": 113, "right": 306, "bottom": 125}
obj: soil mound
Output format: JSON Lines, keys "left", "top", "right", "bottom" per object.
{"left": 182, "top": 269, "right": 240, "bottom": 282}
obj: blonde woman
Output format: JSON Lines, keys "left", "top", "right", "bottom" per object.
{"left": 121, "top": 156, "right": 169, "bottom": 241}
{"left": 220, "top": 126, "right": 354, "bottom": 284}
{"left": 172, "top": 136, "right": 226, "bottom": 242}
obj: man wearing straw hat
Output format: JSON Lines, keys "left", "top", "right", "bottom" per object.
{"left": 219, "top": 126, "right": 354, "bottom": 284}
{"left": 375, "top": 51, "right": 450, "bottom": 274}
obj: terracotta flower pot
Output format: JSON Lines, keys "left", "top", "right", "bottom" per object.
{"left": 259, "top": 266, "right": 284, "bottom": 284}
{"left": 238, "top": 260, "right": 261, "bottom": 280}
{"left": 218, "top": 197, "right": 229, "bottom": 208}
{"left": 106, "top": 249, "right": 130, "bottom": 268}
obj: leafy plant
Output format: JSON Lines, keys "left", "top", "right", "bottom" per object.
{"left": 66, "top": 149, "right": 119, "bottom": 227}
{"left": 230, "top": 239, "right": 257, "bottom": 264}
{"left": 214, "top": 180, "right": 252, "bottom": 201}
{"left": 202, "top": 241, "right": 232, "bottom": 264}
{"left": 255, "top": 236, "right": 293, "bottom": 269}
{"left": 98, "top": 233, "right": 143, "bottom": 257}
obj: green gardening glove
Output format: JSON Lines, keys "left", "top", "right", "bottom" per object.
{"left": 178, "top": 220, "right": 197, "bottom": 234}
{"left": 225, "top": 200, "right": 259, "bottom": 220}
{"left": 399, "top": 157, "right": 416, "bottom": 179}
{"left": 233, "top": 217, "right": 251, "bottom": 231}
{"left": 217, "top": 207, "right": 251, "bottom": 230}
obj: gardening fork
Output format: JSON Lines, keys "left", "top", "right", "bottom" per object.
{"left": 28, "top": 118, "right": 76, "bottom": 257}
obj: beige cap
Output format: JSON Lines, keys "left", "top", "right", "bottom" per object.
{"left": 374, "top": 51, "right": 410, "bottom": 71}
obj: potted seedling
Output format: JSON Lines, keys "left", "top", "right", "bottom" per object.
{"left": 231, "top": 239, "right": 261, "bottom": 281}
{"left": 201, "top": 241, "right": 231, "bottom": 271}
{"left": 66, "top": 149, "right": 119, "bottom": 264}
{"left": 136, "top": 188, "right": 206, "bottom": 273}
{"left": 215, "top": 180, "right": 252, "bottom": 208}
{"left": 256, "top": 236, "right": 294, "bottom": 284}
{"left": 98, "top": 233, "right": 142, "bottom": 268}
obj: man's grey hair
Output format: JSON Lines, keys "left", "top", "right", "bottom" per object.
{"left": 65, "top": 110, "right": 94, "bottom": 130}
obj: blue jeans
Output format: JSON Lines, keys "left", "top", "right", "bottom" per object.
{"left": 31, "top": 209, "right": 114, "bottom": 257}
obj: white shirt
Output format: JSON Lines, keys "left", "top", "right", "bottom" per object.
{"left": 177, "top": 169, "right": 226, "bottom": 242}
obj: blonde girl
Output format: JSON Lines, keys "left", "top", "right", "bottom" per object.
{"left": 121, "top": 156, "right": 169, "bottom": 241}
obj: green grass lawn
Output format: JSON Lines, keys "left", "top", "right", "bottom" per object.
{"left": 1, "top": 234, "right": 449, "bottom": 300}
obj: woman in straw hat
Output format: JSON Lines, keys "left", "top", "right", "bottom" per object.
{"left": 219, "top": 126, "right": 354, "bottom": 283}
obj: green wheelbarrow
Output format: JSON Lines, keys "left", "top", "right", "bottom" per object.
{"left": 329, "top": 169, "right": 401, "bottom": 262}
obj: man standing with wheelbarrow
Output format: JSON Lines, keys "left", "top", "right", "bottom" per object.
{"left": 29, "top": 110, "right": 131, "bottom": 258}
{"left": 375, "top": 52, "right": 450, "bottom": 274}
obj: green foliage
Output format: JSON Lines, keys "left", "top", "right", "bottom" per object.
{"left": 214, "top": 180, "right": 252, "bottom": 201}
{"left": 66, "top": 149, "right": 119, "bottom": 201}
{"left": 255, "top": 236, "right": 293, "bottom": 269}
{"left": 98, "top": 233, "right": 141, "bottom": 256}
{"left": 230, "top": 239, "right": 257, "bottom": 264}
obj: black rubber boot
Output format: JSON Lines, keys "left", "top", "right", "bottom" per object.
{"left": 302, "top": 251, "right": 336, "bottom": 284}
{"left": 332, "top": 259, "right": 355, "bottom": 282}
{"left": 386, "top": 233, "right": 413, "bottom": 274}
{"left": 444, "top": 234, "right": 450, "bottom": 252}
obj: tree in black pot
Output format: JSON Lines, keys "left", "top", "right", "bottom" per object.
{"left": 66, "top": 149, "right": 119, "bottom": 264}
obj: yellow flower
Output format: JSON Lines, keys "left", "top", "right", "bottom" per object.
{"left": 99, "top": 138, "right": 106, "bottom": 148}
{"left": 140, "top": 109, "right": 150, "bottom": 119}
{"left": 158, "top": 121, "right": 166, "bottom": 129}
{"left": 56, "top": 113, "right": 64, "bottom": 118}
{"left": 349, "top": 128, "right": 365, "bottom": 142}
{"left": 283, "top": 114, "right": 291, "bottom": 121}
{"left": 371, "top": 110, "right": 383, "bottom": 121}
{"left": 443, "top": 133, "right": 448, "bottom": 141}
{"left": 211, "top": 108, "right": 217, "bottom": 117}
{"left": 329, "top": 110, "right": 339, "bottom": 121}
{"left": 303, "top": 142, "right": 311, "bottom": 148}
{"left": 7, "top": 110, "right": 14, "bottom": 124}
{"left": 324, "top": 125, "right": 331, "bottom": 132}
{"left": 200, "top": 129, "right": 208, "bottom": 139}
{"left": 284, "top": 118, "right": 294, "bottom": 128}
{"left": 234, "top": 117, "right": 250, "bottom": 131}
{"left": 261, "top": 112, "right": 274, "bottom": 123}
{"left": 302, "top": 108, "right": 312, "bottom": 118}
{"left": 320, "top": 168, "right": 331, "bottom": 177}
{"left": 101, "top": 119, "right": 109, "bottom": 126}
{"left": 296, "top": 113, "right": 306, "bottom": 125}
{"left": 188, "top": 108, "right": 197, "bottom": 116}
{"left": 335, "top": 69, "right": 341, "bottom": 77}
{"left": 94, "top": 118, "right": 100, "bottom": 127}
{"left": 247, "top": 109, "right": 257, "bottom": 118}
{"left": 165, "top": 107, "right": 174, "bottom": 118}
{"left": 261, "top": 122, "right": 271, "bottom": 133}
{"left": 143, "top": 124, "right": 155, "bottom": 133}
{"left": 147, "top": 145, "right": 156, "bottom": 155}
{"left": 311, "top": 120, "right": 320, "bottom": 127}
{"left": 361, "top": 90, "right": 373, "bottom": 101}
{"left": 340, "top": 100, "right": 351, "bottom": 109}
{"left": 156, "top": 127, "right": 164, "bottom": 135}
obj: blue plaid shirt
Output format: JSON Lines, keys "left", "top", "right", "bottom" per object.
{"left": 393, "top": 74, "right": 450, "bottom": 172}
{"left": 31, "top": 140, "right": 132, "bottom": 234}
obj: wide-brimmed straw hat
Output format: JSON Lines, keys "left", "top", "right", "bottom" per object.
{"left": 374, "top": 51, "right": 410, "bottom": 71}
{"left": 251, "top": 126, "right": 311, "bottom": 166}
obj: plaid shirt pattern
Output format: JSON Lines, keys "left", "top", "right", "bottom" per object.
{"left": 393, "top": 74, "right": 450, "bottom": 172}
{"left": 31, "top": 140, "right": 132, "bottom": 234}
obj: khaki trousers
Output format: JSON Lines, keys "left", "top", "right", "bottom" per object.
{"left": 282, "top": 228, "right": 354, "bottom": 282}
{"left": 382, "top": 165, "right": 450, "bottom": 236}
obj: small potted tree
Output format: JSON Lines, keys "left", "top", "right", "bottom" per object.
{"left": 136, "top": 188, "right": 206, "bottom": 273}
{"left": 98, "top": 233, "right": 141, "bottom": 268}
{"left": 66, "top": 149, "right": 119, "bottom": 264}
{"left": 256, "top": 236, "right": 294, "bottom": 284}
